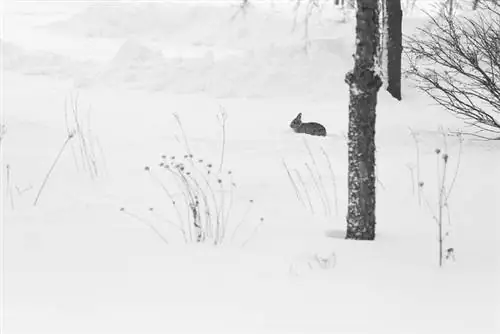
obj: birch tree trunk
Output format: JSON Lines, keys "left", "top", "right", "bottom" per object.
{"left": 345, "top": 0, "right": 382, "bottom": 240}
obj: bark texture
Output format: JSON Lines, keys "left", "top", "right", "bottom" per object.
{"left": 386, "top": 0, "right": 402, "bottom": 101}
{"left": 345, "top": 0, "right": 382, "bottom": 240}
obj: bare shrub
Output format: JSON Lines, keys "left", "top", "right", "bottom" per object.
{"left": 405, "top": 3, "right": 500, "bottom": 139}
{"left": 129, "top": 114, "right": 263, "bottom": 246}
{"left": 410, "top": 130, "right": 463, "bottom": 267}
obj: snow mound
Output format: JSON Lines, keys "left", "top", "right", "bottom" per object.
{"left": 92, "top": 37, "right": 352, "bottom": 97}
{"left": 31, "top": 3, "right": 357, "bottom": 97}
{"left": 111, "top": 38, "right": 166, "bottom": 68}
{"left": 1, "top": 38, "right": 92, "bottom": 79}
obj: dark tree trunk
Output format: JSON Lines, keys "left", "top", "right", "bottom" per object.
{"left": 345, "top": 0, "right": 382, "bottom": 240}
{"left": 386, "top": 0, "right": 403, "bottom": 100}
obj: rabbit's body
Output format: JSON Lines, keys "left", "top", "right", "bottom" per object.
{"left": 290, "top": 113, "right": 326, "bottom": 136}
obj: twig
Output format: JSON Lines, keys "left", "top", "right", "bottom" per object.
{"left": 120, "top": 208, "right": 169, "bottom": 246}
{"left": 218, "top": 106, "right": 228, "bottom": 174}
{"left": 148, "top": 207, "right": 187, "bottom": 242}
{"left": 283, "top": 159, "right": 305, "bottom": 207}
{"left": 241, "top": 217, "right": 264, "bottom": 248}
{"left": 305, "top": 162, "right": 329, "bottom": 216}
{"left": 33, "top": 133, "right": 74, "bottom": 206}
{"left": 320, "top": 146, "right": 339, "bottom": 217}
{"left": 407, "top": 164, "right": 416, "bottom": 195}
{"left": 295, "top": 169, "right": 314, "bottom": 213}
{"left": 146, "top": 166, "right": 188, "bottom": 237}
{"left": 304, "top": 139, "right": 331, "bottom": 216}
{"left": 6, "top": 164, "right": 14, "bottom": 210}
{"left": 409, "top": 128, "right": 423, "bottom": 206}
{"left": 173, "top": 113, "right": 192, "bottom": 156}
{"left": 444, "top": 135, "right": 463, "bottom": 203}
{"left": 230, "top": 199, "right": 255, "bottom": 242}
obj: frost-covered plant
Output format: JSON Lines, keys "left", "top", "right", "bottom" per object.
{"left": 146, "top": 155, "right": 241, "bottom": 245}
{"left": 413, "top": 133, "right": 463, "bottom": 267}
{"left": 129, "top": 114, "right": 262, "bottom": 246}
{"left": 64, "top": 95, "right": 103, "bottom": 179}
{"left": 33, "top": 96, "right": 102, "bottom": 206}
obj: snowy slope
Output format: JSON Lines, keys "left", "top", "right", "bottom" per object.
{"left": 2, "top": 1, "right": 499, "bottom": 334}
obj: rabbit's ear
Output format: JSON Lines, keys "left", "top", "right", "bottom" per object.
{"left": 297, "top": 113, "right": 302, "bottom": 119}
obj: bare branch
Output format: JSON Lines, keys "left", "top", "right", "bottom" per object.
{"left": 405, "top": 5, "right": 500, "bottom": 139}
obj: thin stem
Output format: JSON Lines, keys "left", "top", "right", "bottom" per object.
{"left": 241, "top": 218, "right": 264, "bottom": 248}
{"left": 295, "top": 169, "right": 314, "bottom": 213}
{"left": 33, "top": 133, "right": 74, "bottom": 206}
{"left": 304, "top": 139, "right": 331, "bottom": 216}
{"left": 173, "top": 113, "right": 192, "bottom": 156}
{"left": 121, "top": 208, "right": 169, "bottom": 246}
{"left": 230, "top": 200, "right": 254, "bottom": 243}
{"left": 321, "top": 147, "right": 339, "bottom": 217}
{"left": 218, "top": 106, "right": 227, "bottom": 174}
{"left": 283, "top": 159, "right": 305, "bottom": 207}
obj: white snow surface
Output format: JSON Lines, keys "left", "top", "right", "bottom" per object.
{"left": 1, "top": 1, "right": 499, "bottom": 334}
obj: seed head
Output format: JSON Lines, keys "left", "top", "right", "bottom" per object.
{"left": 435, "top": 148, "right": 441, "bottom": 154}
{"left": 443, "top": 154, "right": 449, "bottom": 162}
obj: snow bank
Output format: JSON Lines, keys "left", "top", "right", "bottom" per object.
{"left": 29, "top": 3, "right": 356, "bottom": 98}
{"left": 1, "top": 38, "right": 93, "bottom": 79}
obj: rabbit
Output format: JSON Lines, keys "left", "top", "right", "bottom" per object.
{"left": 290, "top": 113, "right": 327, "bottom": 136}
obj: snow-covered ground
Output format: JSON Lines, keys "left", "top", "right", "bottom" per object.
{"left": 1, "top": 1, "right": 499, "bottom": 333}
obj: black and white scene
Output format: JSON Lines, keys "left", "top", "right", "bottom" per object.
{"left": 1, "top": 0, "right": 499, "bottom": 333}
